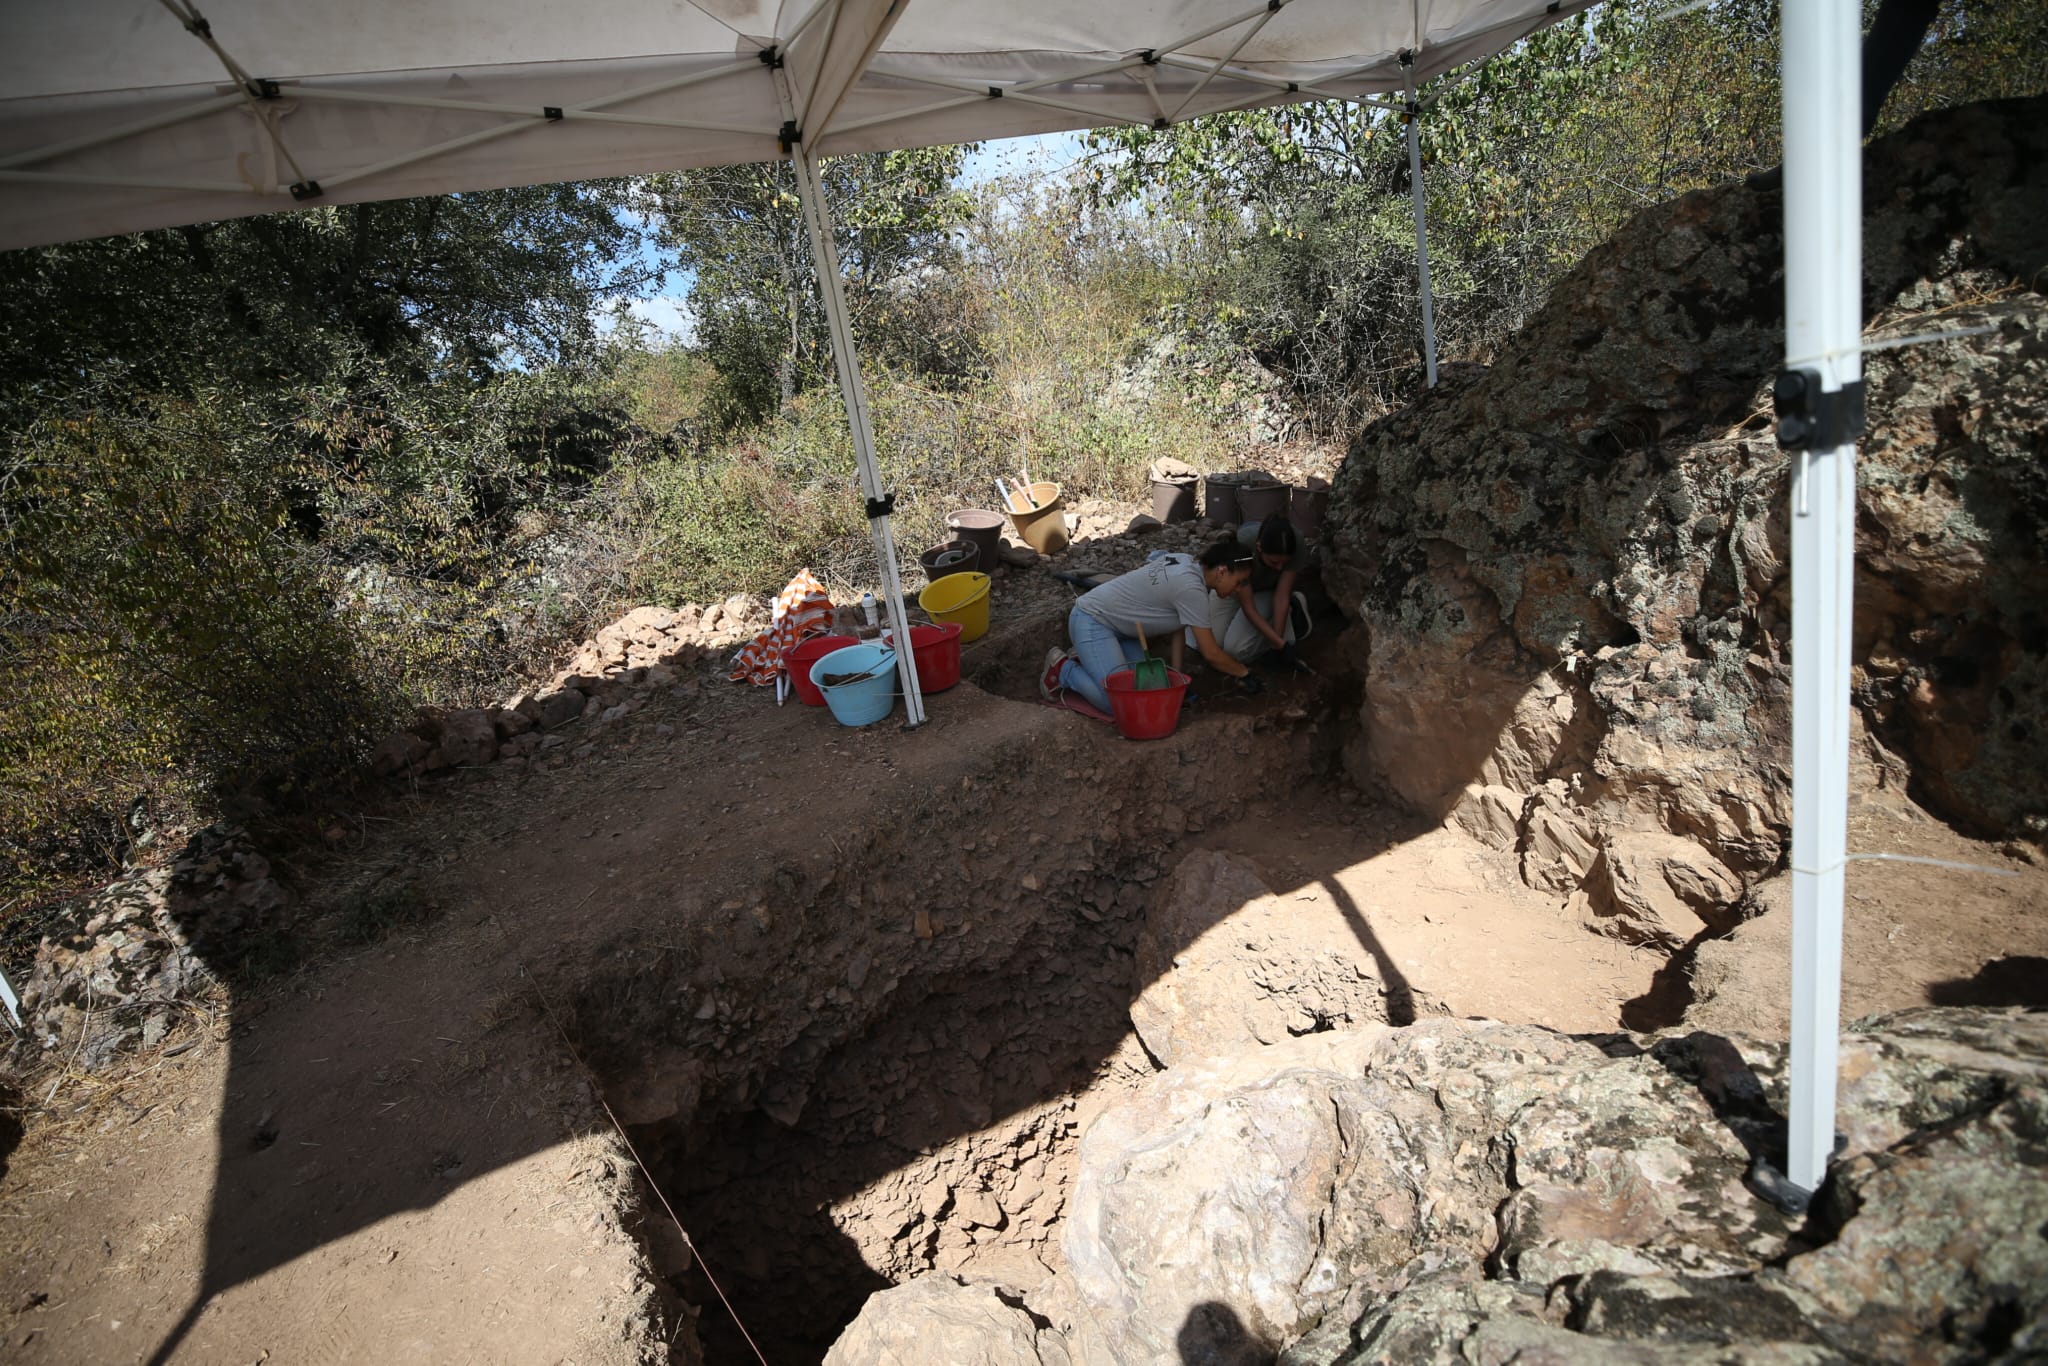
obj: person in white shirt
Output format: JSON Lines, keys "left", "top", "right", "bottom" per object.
{"left": 1041, "top": 541, "right": 1255, "bottom": 714}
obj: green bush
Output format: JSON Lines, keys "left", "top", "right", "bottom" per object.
{"left": 0, "top": 404, "right": 406, "bottom": 899}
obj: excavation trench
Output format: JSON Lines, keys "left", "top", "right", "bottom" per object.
{"left": 550, "top": 648, "right": 1373, "bottom": 1363}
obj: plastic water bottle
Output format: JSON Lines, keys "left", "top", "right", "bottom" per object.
{"left": 858, "top": 592, "right": 880, "bottom": 640}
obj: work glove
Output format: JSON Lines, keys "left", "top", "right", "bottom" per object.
{"left": 1276, "top": 643, "right": 1305, "bottom": 674}
{"left": 1235, "top": 674, "right": 1266, "bottom": 697}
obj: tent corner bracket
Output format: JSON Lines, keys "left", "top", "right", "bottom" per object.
{"left": 865, "top": 492, "right": 897, "bottom": 521}
{"left": 1774, "top": 371, "right": 1865, "bottom": 451}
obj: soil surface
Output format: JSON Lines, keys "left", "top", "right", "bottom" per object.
{"left": 5, "top": 523, "right": 2045, "bottom": 1366}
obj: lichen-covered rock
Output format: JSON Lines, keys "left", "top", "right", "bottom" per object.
{"left": 1322, "top": 98, "right": 2048, "bottom": 909}
{"left": 9, "top": 825, "right": 285, "bottom": 1069}
{"left": 835, "top": 1008, "right": 2048, "bottom": 1365}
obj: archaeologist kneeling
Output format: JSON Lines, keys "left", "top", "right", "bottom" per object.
{"left": 1191, "top": 514, "right": 1313, "bottom": 670}
{"left": 1041, "top": 541, "right": 1256, "bottom": 714}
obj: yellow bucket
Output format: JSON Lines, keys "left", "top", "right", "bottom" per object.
{"left": 917, "top": 571, "right": 992, "bottom": 643}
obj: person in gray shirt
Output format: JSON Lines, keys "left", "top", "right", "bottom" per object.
{"left": 1043, "top": 541, "right": 1255, "bottom": 714}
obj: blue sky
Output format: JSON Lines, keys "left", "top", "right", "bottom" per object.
{"left": 607, "top": 130, "right": 1089, "bottom": 345}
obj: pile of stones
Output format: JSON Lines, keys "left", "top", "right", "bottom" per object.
{"left": 10, "top": 826, "right": 285, "bottom": 1070}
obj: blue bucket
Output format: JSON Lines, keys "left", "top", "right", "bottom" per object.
{"left": 809, "top": 643, "right": 897, "bottom": 727}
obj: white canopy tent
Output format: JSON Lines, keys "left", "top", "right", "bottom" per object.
{"left": 0, "top": 0, "right": 1860, "bottom": 1198}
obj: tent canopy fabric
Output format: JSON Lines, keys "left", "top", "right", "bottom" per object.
{"left": 0, "top": 0, "right": 1591, "bottom": 250}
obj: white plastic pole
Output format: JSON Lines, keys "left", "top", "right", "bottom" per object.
{"left": 1781, "top": 0, "right": 1861, "bottom": 1195}
{"left": 1403, "top": 57, "right": 1441, "bottom": 389}
{"left": 787, "top": 146, "right": 928, "bottom": 727}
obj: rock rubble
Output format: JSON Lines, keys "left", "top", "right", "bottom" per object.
{"left": 9, "top": 825, "right": 282, "bottom": 1068}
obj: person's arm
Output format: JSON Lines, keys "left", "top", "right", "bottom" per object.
{"left": 1169, "top": 628, "right": 1185, "bottom": 675}
{"left": 1237, "top": 582, "right": 1288, "bottom": 651}
{"left": 1188, "top": 626, "right": 1248, "bottom": 679}
{"left": 1271, "top": 568, "right": 1299, "bottom": 639}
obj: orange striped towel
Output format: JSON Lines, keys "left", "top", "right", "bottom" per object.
{"left": 729, "top": 569, "right": 835, "bottom": 686}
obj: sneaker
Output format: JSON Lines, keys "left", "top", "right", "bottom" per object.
{"left": 1290, "top": 592, "right": 1313, "bottom": 642}
{"left": 1039, "top": 646, "right": 1070, "bottom": 702}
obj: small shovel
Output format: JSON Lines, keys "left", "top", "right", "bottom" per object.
{"left": 1131, "top": 623, "right": 1170, "bottom": 691}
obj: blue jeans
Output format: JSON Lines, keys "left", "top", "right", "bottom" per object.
{"left": 1060, "top": 604, "right": 1146, "bottom": 714}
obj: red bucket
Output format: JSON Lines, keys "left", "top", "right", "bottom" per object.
{"left": 884, "top": 622, "right": 964, "bottom": 693}
{"left": 787, "top": 634, "right": 858, "bottom": 706}
{"left": 1103, "top": 665, "right": 1192, "bottom": 740}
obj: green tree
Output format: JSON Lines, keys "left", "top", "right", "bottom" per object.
{"left": 0, "top": 181, "right": 646, "bottom": 424}
{"left": 1081, "top": 0, "right": 2044, "bottom": 431}
{"left": 645, "top": 147, "right": 975, "bottom": 431}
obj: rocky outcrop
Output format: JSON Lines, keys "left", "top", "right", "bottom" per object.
{"left": 825, "top": 1008, "right": 2048, "bottom": 1364}
{"left": 1320, "top": 98, "right": 2048, "bottom": 929}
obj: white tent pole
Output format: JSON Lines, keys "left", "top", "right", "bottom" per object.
{"left": 1402, "top": 53, "right": 1440, "bottom": 388}
{"left": 779, "top": 123, "right": 927, "bottom": 727}
{"left": 1780, "top": 0, "right": 1861, "bottom": 1197}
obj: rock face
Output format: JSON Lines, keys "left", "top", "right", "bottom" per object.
{"left": 825, "top": 1008, "right": 2048, "bottom": 1365}
{"left": 1320, "top": 98, "right": 2048, "bottom": 926}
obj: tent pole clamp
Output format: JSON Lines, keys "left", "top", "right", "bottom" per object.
{"left": 1774, "top": 369, "right": 1865, "bottom": 451}
{"left": 865, "top": 492, "right": 897, "bottom": 521}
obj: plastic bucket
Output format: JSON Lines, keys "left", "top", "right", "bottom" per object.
{"left": 945, "top": 510, "right": 1005, "bottom": 569}
{"left": 1290, "top": 479, "right": 1329, "bottom": 538}
{"left": 1007, "top": 482, "right": 1068, "bottom": 556}
{"left": 1238, "top": 481, "right": 1291, "bottom": 524}
{"left": 1150, "top": 477, "right": 1198, "bottom": 524}
{"left": 882, "top": 621, "right": 964, "bottom": 693}
{"left": 919, "top": 538, "right": 981, "bottom": 582}
{"left": 787, "top": 634, "right": 858, "bottom": 706}
{"left": 809, "top": 643, "right": 898, "bottom": 727}
{"left": 1104, "top": 665, "right": 1192, "bottom": 740}
{"left": 1204, "top": 475, "right": 1242, "bottom": 525}
{"left": 918, "top": 571, "right": 992, "bottom": 643}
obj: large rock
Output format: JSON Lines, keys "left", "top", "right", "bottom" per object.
{"left": 1129, "top": 851, "right": 1396, "bottom": 1066}
{"left": 1584, "top": 831, "right": 1744, "bottom": 950}
{"left": 831, "top": 1008, "right": 2048, "bottom": 1365}
{"left": 823, "top": 1275, "right": 1072, "bottom": 1366}
{"left": 431, "top": 707, "right": 500, "bottom": 768}
{"left": 1321, "top": 98, "right": 2048, "bottom": 899}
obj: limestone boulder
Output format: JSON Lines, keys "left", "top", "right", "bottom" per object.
{"left": 1520, "top": 780, "right": 1600, "bottom": 894}
{"left": 1584, "top": 831, "right": 1744, "bottom": 951}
